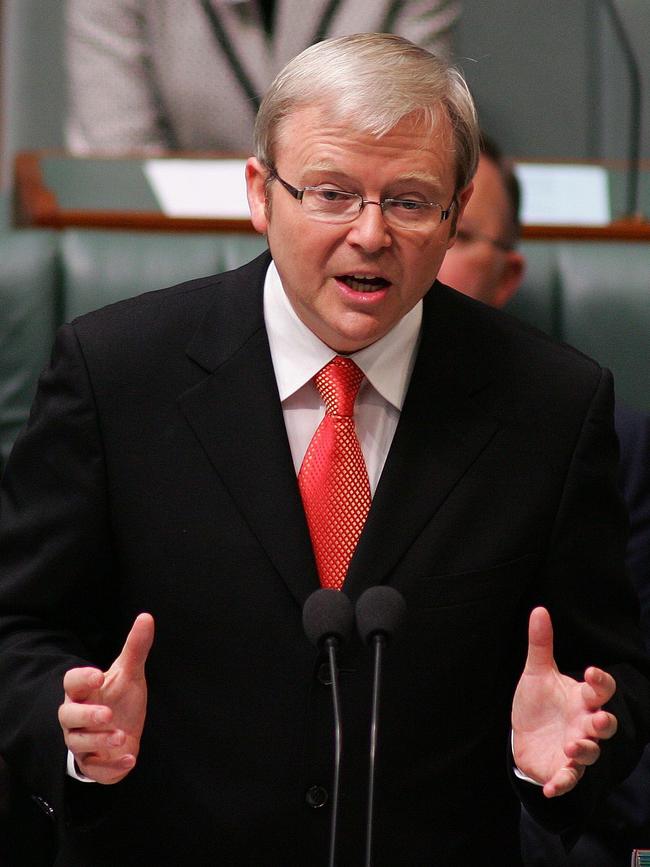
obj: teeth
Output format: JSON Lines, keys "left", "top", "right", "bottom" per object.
{"left": 341, "top": 274, "right": 388, "bottom": 292}
{"left": 347, "top": 278, "right": 380, "bottom": 292}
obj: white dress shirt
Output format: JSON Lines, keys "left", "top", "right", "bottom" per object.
{"left": 263, "top": 261, "right": 422, "bottom": 494}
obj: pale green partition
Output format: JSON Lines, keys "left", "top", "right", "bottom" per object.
{"left": 557, "top": 242, "right": 650, "bottom": 413}
{"left": 0, "top": 231, "right": 59, "bottom": 461}
{"left": 505, "top": 242, "right": 561, "bottom": 338}
{"left": 59, "top": 230, "right": 268, "bottom": 321}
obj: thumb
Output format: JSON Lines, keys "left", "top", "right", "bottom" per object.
{"left": 524, "top": 607, "right": 555, "bottom": 673}
{"left": 114, "top": 613, "right": 155, "bottom": 679}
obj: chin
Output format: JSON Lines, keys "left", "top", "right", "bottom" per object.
{"left": 317, "top": 320, "right": 382, "bottom": 353}
{"left": 326, "top": 332, "right": 379, "bottom": 353}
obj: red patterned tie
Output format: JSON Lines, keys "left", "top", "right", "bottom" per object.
{"left": 298, "top": 356, "right": 371, "bottom": 590}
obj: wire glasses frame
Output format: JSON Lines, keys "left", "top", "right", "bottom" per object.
{"left": 267, "top": 169, "right": 454, "bottom": 231}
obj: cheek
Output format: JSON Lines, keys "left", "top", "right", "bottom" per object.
{"left": 406, "top": 237, "right": 452, "bottom": 282}
{"left": 269, "top": 232, "right": 333, "bottom": 309}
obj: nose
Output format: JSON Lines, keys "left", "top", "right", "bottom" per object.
{"left": 345, "top": 201, "right": 392, "bottom": 253}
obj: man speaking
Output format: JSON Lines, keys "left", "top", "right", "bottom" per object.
{"left": 0, "top": 34, "right": 648, "bottom": 866}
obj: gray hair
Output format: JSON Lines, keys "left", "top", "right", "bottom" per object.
{"left": 254, "top": 33, "right": 479, "bottom": 193}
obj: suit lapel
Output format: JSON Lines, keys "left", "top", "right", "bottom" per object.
{"left": 344, "top": 285, "right": 501, "bottom": 599}
{"left": 179, "top": 262, "right": 504, "bottom": 606}
{"left": 179, "top": 254, "right": 319, "bottom": 608}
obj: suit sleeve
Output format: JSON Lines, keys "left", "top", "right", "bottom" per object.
{"left": 0, "top": 323, "right": 118, "bottom": 822}
{"left": 514, "top": 369, "right": 650, "bottom": 839}
{"left": 616, "top": 404, "right": 650, "bottom": 651}
{"left": 65, "top": 0, "right": 169, "bottom": 153}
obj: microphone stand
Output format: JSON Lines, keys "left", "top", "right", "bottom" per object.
{"left": 600, "top": 0, "right": 644, "bottom": 220}
{"left": 302, "top": 588, "right": 353, "bottom": 867}
{"left": 355, "top": 586, "right": 406, "bottom": 867}
{"left": 365, "top": 632, "right": 386, "bottom": 867}
{"left": 325, "top": 636, "right": 343, "bottom": 867}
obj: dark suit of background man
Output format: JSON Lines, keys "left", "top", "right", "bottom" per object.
{"left": 438, "top": 138, "right": 650, "bottom": 865}
{"left": 0, "top": 33, "right": 649, "bottom": 867}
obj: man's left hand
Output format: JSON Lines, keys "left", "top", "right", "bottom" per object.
{"left": 512, "top": 606, "right": 618, "bottom": 798}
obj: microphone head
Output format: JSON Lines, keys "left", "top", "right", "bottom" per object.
{"left": 303, "top": 588, "right": 354, "bottom": 648}
{"left": 355, "top": 586, "right": 406, "bottom": 645}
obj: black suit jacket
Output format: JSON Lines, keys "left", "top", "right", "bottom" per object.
{"left": 617, "top": 404, "right": 650, "bottom": 627}
{"left": 0, "top": 252, "right": 649, "bottom": 866}
{"left": 522, "top": 404, "right": 650, "bottom": 866}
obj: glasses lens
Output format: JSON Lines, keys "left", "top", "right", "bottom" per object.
{"left": 299, "top": 187, "right": 448, "bottom": 230}
{"left": 302, "top": 189, "right": 361, "bottom": 222}
{"left": 383, "top": 200, "right": 443, "bottom": 230}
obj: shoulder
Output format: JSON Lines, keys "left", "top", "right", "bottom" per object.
{"left": 53, "top": 252, "right": 271, "bottom": 394}
{"left": 427, "top": 281, "right": 605, "bottom": 392}
{"left": 69, "top": 251, "right": 270, "bottom": 351}
{"left": 419, "top": 281, "right": 616, "bottom": 454}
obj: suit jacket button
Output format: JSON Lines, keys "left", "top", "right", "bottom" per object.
{"left": 305, "top": 785, "right": 328, "bottom": 808}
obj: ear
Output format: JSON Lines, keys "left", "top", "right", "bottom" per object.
{"left": 494, "top": 251, "right": 526, "bottom": 308}
{"left": 447, "top": 182, "right": 473, "bottom": 247}
{"left": 245, "top": 157, "right": 269, "bottom": 235}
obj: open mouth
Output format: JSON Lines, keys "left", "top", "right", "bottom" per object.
{"left": 338, "top": 275, "right": 390, "bottom": 292}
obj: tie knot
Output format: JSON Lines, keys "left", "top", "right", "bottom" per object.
{"left": 313, "top": 356, "right": 364, "bottom": 418}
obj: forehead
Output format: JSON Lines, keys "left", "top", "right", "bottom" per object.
{"left": 273, "top": 105, "right": 457, "bottom": 189}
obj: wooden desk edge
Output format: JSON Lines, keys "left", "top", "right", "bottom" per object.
{"left": 13, "top": 150, "right": 257, "bottom": 232}
{"left": 14, "top": 152, "right": 59, "bottom": 227}
{"left": 13, "top": 150, "right": 650, "bottom": 239}
{"left": 44, "top": 210, "right": 257, "bottom": 233}
{"left": 522, "top": 220, "right": 650, "bottom": 241}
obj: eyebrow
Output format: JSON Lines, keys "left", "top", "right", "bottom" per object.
{"left": 300, "top": 164, "right": 445, "bottom": 193}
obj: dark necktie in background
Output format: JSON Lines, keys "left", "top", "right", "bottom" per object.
{"left": 258, "top": 0, "right": 276, "bottom": 37}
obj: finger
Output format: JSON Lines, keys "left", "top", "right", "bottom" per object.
{"left": 543, "top": 764, "right": 584, "bottom": 798}
{"left": 582, "top": 667, "right": 616, "bottom": 708}
{"left": 75, "top": 752, "right": 136, "bottom": 786}
{"left": 524, "top": 607, "right": 555, "bottom": 673}
{"left": 567, "top": 709, "right": 618, "bottom": 743}
{"left": 63, "top": 667, "right": 104, "bottom": 702}
{"left": 564, "top": 738, "right": 601, "bottom": 767}
{"left": 114, "top": 613, "right": 155, "bottom": 680}
{"left": 58, "top": 702, "right": 112, "bottom": 732}
{"left": 592, "top": 709, "right": 618, "bottom": 740}
{"left": 65, "top": 728, "right": 126, "bottom": 755}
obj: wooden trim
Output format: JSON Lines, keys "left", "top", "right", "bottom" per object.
{"left": 45, "top": 210, "right": 256, "bottom": 233}
{"left": 13, "top": 149, "right": 257, "bottom": 232}
{"left": 13, "top": 151, "right": 59, "bottom": 225}
{"left": 522, "top": 219, "right": 650, "bottom": 242}
{"left": 12, "top": 150, "right": 650, "bottom": 239}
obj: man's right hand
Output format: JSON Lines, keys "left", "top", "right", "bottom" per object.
{"left": 58, "top": 613, "right": 154, "bottom": 784}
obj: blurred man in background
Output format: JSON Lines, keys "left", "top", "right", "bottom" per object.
{"left": 65, "top": 0, "right": 462, "bottom": 154}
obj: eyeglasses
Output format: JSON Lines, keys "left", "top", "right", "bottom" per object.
{"left": 455, "top": 228, "right": 513, "bottom": 253}
{"left": 268, "top": 170, "right": 454, "bottom": 231}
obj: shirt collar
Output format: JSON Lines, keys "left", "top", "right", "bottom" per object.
{"left": 264, "top": 261, "right": 422, "bottom": 410}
